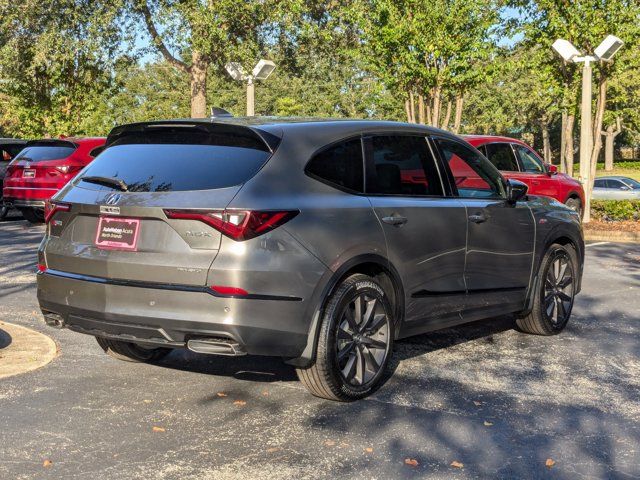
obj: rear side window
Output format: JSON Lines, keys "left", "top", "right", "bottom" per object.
{"left": 306, "top": 138, "right": 364, "bottom": 193}
{"left": 594, "top": 179, "right": 606, "bottom": 188}
{"left": 484, "top": 143, "right": 519, "bottom": 171}
{"left": 77, "top": 144, "right": 271, "bottom": 192}
{"left": 14, "top": 145, "right": 76, "bottom": 162}
{"left": 368, "top": 135, "right": 442, "bottom": 196}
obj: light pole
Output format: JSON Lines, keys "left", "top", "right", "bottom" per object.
{"left": 225, "top": 59, "right": 276, "bottom": 116}
{"left": 552, "top": 35, "right": 623, "bottom": 223}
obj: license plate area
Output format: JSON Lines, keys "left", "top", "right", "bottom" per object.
{"left": 22, "top": 169, "right": 35, "bottom": 178}
{"left": 95, "top": 217, "right": 140, "bottom": 251}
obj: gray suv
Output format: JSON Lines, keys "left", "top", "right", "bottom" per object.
{"left": 37, "top": 118, "right": 584, "bottom": 401}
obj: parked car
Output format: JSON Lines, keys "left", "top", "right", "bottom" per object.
{"left": 37, "top": 119, "right": 584, "bottom": 401}
{"left": 2, "top": 137, "right": 106, "bottom": 224}
{"left": 593, "top": 176, "right": 640, "bottom": 200}
{"left": 464, "top": 135, "right": 585, "bottom": 216}
{"left": 0, "top": 138, "right": 28, "bottom": 219}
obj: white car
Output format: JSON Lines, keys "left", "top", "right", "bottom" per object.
{"left": 593, "top": 176, "right": 640, "bottom": 200}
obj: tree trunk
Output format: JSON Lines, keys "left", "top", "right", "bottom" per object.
{"left": 405, "top": 98, "right": 412, "bottom": 123}
{"left": 431, "top": 85, "right": 441, "bottom": 128}
{"left": 603, "top": 118, "right": 622, "bottom": 171}
{"left": 560, "top": 111, "right": 567, "bottom": 172}
{"left": 190, "top": 51, "right": 208, "bottom": 118}
{"left": 441, "top": 100, "right": 452, "bottom": 130}
{"left": 418, "top": 94, "right": 425, "bottom": 124}
{"left": 589, "top": 75, "right": 608, "bottom": 186}
{"left": 453, "top": 94, "right": 464, "bottom": 134}
{"left": 540, "top": 119, "right": 551, "bottom": 164}
{"left": 563, "top": 114, "right": 575, "bottom": 177}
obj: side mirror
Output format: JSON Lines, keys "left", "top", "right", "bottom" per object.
{"left": 506, "top": 178, "right": 528, "bottom": 204}
{"left": 620, "top": 185, "right": 630, "bottom": 191}
{"left": 546, "top": 164, "right": 558, "bottom": 175}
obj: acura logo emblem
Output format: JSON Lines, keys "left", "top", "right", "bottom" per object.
{"left": 105, "top": 193, "right": 121, "bottom": 205}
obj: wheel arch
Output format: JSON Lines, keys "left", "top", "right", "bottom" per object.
{"left": 286, "top": 253, "right": 404, "bottom": 368}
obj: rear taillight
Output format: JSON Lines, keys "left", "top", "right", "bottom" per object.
{"left": 164, "top": 209, "right": 298, "bottom": 241}
{"left": 44, "top": 200, "right": 71, "bottom": 224}
{"left": 37, "top": 263, "right": 47, "bottom": 273}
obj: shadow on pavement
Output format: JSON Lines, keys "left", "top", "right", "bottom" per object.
{"left": 0, "top": 328, "right": 12, "bottom": 349}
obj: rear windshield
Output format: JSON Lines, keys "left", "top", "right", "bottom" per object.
{"left": 14, "top": 145, "right": 76, "bottom": 162}
{"left": 76, "top": 143, "right": 271, "bottom": 192}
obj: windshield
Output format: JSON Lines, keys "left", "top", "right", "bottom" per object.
{"left": 76, "top": 143, "right": 271, "bottom": 192}
{"left": 13, "top": 145, "right": 76, "bottom": 162}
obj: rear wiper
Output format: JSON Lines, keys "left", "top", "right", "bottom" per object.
{"left": 80, "top": 175, "right": 129, "bottom": 192}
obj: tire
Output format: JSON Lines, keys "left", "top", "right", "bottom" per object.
{"left": 20, "top": 208, "right": 45, "bottom": 224}
{"left": 296, "top": 273, "right": 395, "bottom": 401}
{"left": 517, "top": 243, "right": 577, "bottom": 335}
{"left": 564, "top": 197, "right": 582, "bottom": 219}
{"left": 0, "top": 205, "right": 8, "bottom": 220}
{"left": 95, "top": 337, "right": 171, "bottom": 363}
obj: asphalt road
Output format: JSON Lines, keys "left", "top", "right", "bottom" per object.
{"left": 1, "top": 213, "right": 638, "bottom": 479}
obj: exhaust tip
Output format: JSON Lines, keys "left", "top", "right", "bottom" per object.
{"left": 42, "top": 311, "right": 66, "bottom": 329}
{"left": 187, "top": 338, "right": 246, "bottom": 356}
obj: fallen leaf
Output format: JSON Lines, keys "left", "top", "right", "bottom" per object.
{"left": 43, "top": 460, "right": 53, "bottom": 468}
{"left": 473, "top": 401, "right": 482, "bottom": 406}
{"left": 340, "top": 442, "right": 349, "bottom": 447}
{"left": 365, "top": 447, "right": 373, "bottom": 453}
{"left": 261, "top": 391, "right": 269, "bottom": 396}
{"left": 451, "top": 460, "right": 464, "bottom": 469}
{"left": 404, "top": 458, "right": 419, "bottom": 467}
{"left": 143, "top": 399, "right": 152, "bottom": 404}
{"left": 324, "top": 440, "right": 336, "bottom": 447}
{"left": 266, "top": 447, "right": 281, "bottom": 453}
{"left": 545, "top": 458, "right": 556, "bottom": 468}
{"left": 216, "top": 392, "right": 227, "bottom": 397}
{"left": 233, "top": 400, "right": 246, "bottom": 406}
{"left": 483, "top": 421, "right": 493, "bottom": 426}
{"left": 152, "top": 426, "right": 165, "bottom": 433}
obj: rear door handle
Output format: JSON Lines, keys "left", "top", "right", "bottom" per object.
{"left": 381, "top": 215, "right": 408, "bottom": 226}
{"left": 468, "top": 214, "right": 487, "bottom": 223}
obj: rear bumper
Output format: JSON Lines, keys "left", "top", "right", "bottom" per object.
{"left": 3, "top": 198, "right": 46, "bottom": 208}
{"left": 37, "top": 269, "right": 313, "bottom": 357}
{"left": 3, "top": 186, "right": 59, "bottom": 206}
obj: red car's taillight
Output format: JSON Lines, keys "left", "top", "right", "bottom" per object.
{"left": 44, "top": 200, "right": 71, "bottom": 224}
{"left": 164, "top": 209, "right": 298, "bottom": 241}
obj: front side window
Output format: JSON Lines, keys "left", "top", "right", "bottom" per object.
{"left": 368, "top": 135, "right": 442, "bottom": 196}
{"left": 306, "top": 138, "right": 364, "bottom": 193}
{"left": 514, "top": 144, "right": 544, "bottom": 173}
{"left": 435, "top": 137, "right": 505, "bottom": 199}
{"left": 484, "top": 143, "right": 519, "bottom": 171}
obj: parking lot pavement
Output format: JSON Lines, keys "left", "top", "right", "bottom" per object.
{"left": 0, "top": 219, "right": 638, "bottom": 480}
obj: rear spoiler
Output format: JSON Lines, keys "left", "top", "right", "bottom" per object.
{"left": 26, "top": 139, "right": 78, "bottom": 149}
{"left": 105, "top": 120, "right": 281, "bottom": 153}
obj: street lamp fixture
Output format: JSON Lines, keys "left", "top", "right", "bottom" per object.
{"left": 224, "top": 59, "right": 276, "bottom": 116}
{"left": 551, "top": 35, "right": 623, "bottom": 223}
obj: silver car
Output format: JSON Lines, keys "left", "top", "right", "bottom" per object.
{"left": 593, "top": 176, "right": 640, "bottom": 200}
{"left": 37, "top": 118, "right": 584, "bottom": 401}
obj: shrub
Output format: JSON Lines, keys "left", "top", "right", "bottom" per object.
{"left": 591, "top": 200, "right": 640, "bottom": 221}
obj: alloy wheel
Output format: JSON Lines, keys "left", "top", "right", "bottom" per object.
{"left": 335, "top": 293, "right": 390, "bottom": 387}
{"left": 543, "top": 251, "right": 574, "bottom": 326}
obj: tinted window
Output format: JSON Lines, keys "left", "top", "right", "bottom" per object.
{"left": 484, "top": 143, "right": 519, "bottom": 171}
{"left": 1, "top": 144, "right": 25, "bottom": 161}
{"left": 14, "top": 145, "right": 76, "bottom": 162}
{"left": 514, "top": 145, "right": 544, "bottom": 173}
{"left": 369, "top": 135, "right": 442, "bottom": 196}
{"left": 594, "top": 179, "right": 606, "bottom": 188}
{"left": 436, "top": 137, "right": 505, "bottom": 199}
{"left": 607, "top": 179, "right": 624, "bottom": 189}
{"left": 306, "top": 138, "right": 363, "bottom": 192}
{"left": 77, "top": 144, "right": 271, "bottom": 192}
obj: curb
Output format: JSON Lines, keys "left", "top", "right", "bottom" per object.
{"left": 0, "top": 321, "right": 58, "bottom": 379}
{"left": 584, "top": 230, "right": 640, "bottom": 243}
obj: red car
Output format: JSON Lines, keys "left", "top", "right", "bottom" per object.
{"left": 464, "top": 135, "right": 585, "bottom": 216}
{"left": 3, "top": 137, "right": 105, "bottom": 223}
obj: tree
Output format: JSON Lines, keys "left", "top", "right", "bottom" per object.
{"left": 0, "top": 0, "right": 126, "bottom": 137}
{"left": 131, "top": 0, "right": 274, "bottom": 118}
{"left": 356, "top": 0, "right": 499, "bottom": 128}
